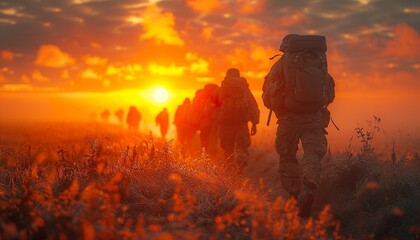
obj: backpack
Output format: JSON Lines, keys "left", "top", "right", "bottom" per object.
{"left": 262, "top": 64, "right": 285, "bottom": 112}
{"left": 264, "top": 35, "right": 335, "bottom": 113}
{"left": 190, "top": 84, "right": 220, "bottom": 130}
{"left": 218, "top": 77, "right": 251, "bottom": 124}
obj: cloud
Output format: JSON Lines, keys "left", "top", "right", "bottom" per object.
{"left": 1, "top": 67, "right": 14, "bottom": 75}
{"left": 34, "top": 44, "right": 75, "bottom": 68}
{"left": 278, "top": 12, "right": 310, "bottom": 27}
{"left": 20, "top": 75, "right": 31, "bottom": 83}
{"left": 0, "top": 73, "right": 5, "bottom": 82}
{"left": 126, "top": 15, "right": 143, "bottom": 25}
{"left": 185, "top": 52, "right": 198, "bottom": 61}
{"left": 201, "top": 26, "right": 214, "bottom": 40}
{"left": 232, "top": 20, "right": 269, "bottom": 35}
{"left": 0, "top": 50, "right": 14, "bottom": 61}
{"left": 186, "top": 0, "right": 225, "bottom": 14}
{"left": 0, "top": 7, "right": 33, "bottom": 20}
{"left": 140, "top": 5, "right": 184, "bottom": 46}
{"left": 0, "top": 19, "right": 16, "bottom": 25}
{"left": 186, "top": 52, "right": 210, "bottom": 74}
{"left": 83, "top": 55, "right": 108, "bottom": 66}
{"left": 0, "top": 84, "right": 33, "bottom": 92}
{"left": 81, "top": 68, "right": 100, "bottom": 79}
{"left": 249, "top": 44, "right": 275, "bottom": 67}
{"left": 32, "top": 70, "right": 49, "bottom": 82}
{"left": 90, "top": 42, "right": 102, "bottom": 49}
{"left": 105, "top": 64, "right": 142, "bottom": 80}
{"left": 236, "top": 0, "right": 267, "bottom": 15}
{"left": 327, "top": 41, "right": 348, "bottom": 75}
{"left": 222, "top": 44, "right": 274, "bottom": 72}
{"left": 382, "top": 24, "right": 420, "bottom": 59}
{"left": 190, "top": 58, "right": 209, "bottom": 74}
{"left": 148, "top": 62, "right": 185, "bottom": 76}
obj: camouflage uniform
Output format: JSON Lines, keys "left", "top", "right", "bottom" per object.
{"left": 276, "top": 112, "right": 327, "bottom": 194}
{"left": 219, "top": 124, "right": 252, "bottom": 171}
{"left": 265, "top": 53, "right": 327, "bottom": 195}
{"left": 218, "top": 68, "right": 260, "bottom": 172}
{"left": 199, "top": 84, "right": 220, "bottom": 157}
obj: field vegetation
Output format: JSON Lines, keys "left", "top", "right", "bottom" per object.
{"left": 0, "top": 121, "right": 419, "bottom": 239}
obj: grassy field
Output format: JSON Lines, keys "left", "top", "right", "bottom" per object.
{"left": 0, "top": 122, "right": 419, "bottom": 239}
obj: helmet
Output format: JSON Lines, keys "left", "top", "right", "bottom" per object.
{"left": 225, "top": 68, "right": 240, "bottom": 78}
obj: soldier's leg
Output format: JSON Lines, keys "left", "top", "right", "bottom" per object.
{"left": 297, "top": 125, "right": 326, "bottom": 219}
{"left": 300, "top": 127, "right": 327, "bottom": 190}
{"left": 235, "top": 125, "right": 251, "bottom": 173}
{"left": 219, "top": 125, "right": 236, "bottom": 162}
{"left": 200, "top": 125, "right": 210, "bottom": 150}
{"left": 276, "top": 124, "right": 300, "bottom": 197}
{"left": 207, "top": 122, "right": 219, "bottom": 157}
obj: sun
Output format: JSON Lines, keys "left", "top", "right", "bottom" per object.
{"left": 153, "top": 87, "right": 169, "bottom": 103}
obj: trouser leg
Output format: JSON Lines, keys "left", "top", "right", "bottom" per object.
{"left": 200, "top": 125, "right": 210, "bottom": 150}
{"left": 300, "top": 127, "right": 327, "bottom": 189}
{"left": 235, "top": 125, "right": 251, "bottom": 172}
{"left": 276, "top": 124, "right": 301, "bottom": 194}
{"left": 207, "top": 122, "right": 219, "bottom": 157}
{"left": 219, "top": 126, "right": 235, "bottom": 161}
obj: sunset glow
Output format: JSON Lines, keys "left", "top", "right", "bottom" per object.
{"left": 153, "top": 87, "right": 169, "bottom": 104}
{"left": 0, "top": 1, "right": 419, "bottom": 238}
{"left": 0, "top": 0, "right": 418, "bottom": 148}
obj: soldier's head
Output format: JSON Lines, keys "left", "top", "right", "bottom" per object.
{"left": 279, "top": 34, "right": 299, "bottom": 52}
{"left": 183, "top": 98, "right": 191, "bottom": 105}
{"left": 225, "top": 68, "right": 240, "bottom": 78}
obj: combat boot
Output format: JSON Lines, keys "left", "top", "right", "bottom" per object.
{"left": 288, "top": 191, "right": 299, "bottom": 200}
{"left": 298, "top": 183, "right": 316, "bottom": 219}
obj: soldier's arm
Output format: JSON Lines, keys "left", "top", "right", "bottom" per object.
{"left": 262, "top": 59, "right": 283, "bottom": 92}
{"left": 248, "top": 89, "right": 260, "bottom": 125}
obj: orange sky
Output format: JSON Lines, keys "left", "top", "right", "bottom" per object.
{"left": 0, "top": 0, "right": 419, "bottom": 148}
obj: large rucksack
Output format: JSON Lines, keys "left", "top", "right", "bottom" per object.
{"left": 190, "top": 84, "right": 220, "bottom": 130}
{"left": 218, "top": 77, "right": 251, "bottom": 124}
{"left": 264, "top": 35, "right": 335, "bottom": 113}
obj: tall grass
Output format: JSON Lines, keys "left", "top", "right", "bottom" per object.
{"left": 0, "top": 123, "right": 338, "bottom": 239}
{"left": 316, "top": 117, "right": 420, "bottom": 239}
{"left": 0, "top": 122, "right": 419, "bottom": 239}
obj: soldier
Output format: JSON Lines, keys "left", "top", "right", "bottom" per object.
{"left": 191, "top": 84, "right": 220, "bottom": 157}
{"left": 126, "top": 106, "right": 141, "bottom": 132}
{"left": 156, "top": 108, "right": 169, "bottom": 139}
{"left": 174, "top": 98, "right": 195, "bottom": 151}
{"left": 115, "top": 108, "right": 124, "bottom": 125}
{"left": 100, "top": 109, "right": 111, "bottom": 122}
{"left": 262, "top": 34, "right": 335, "bottom": 218}
{"left": 218, "top": 68, "right": 260, "bottom": 173}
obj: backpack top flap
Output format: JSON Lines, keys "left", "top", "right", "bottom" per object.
{"left": 220, "top": 77, "right": 248, "bottom": 99}
{"left": 288, "top": 35, "right": 326, "bottom": 53}
{"left": 219, "top": 77, "right": 251, "bottom": 123}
